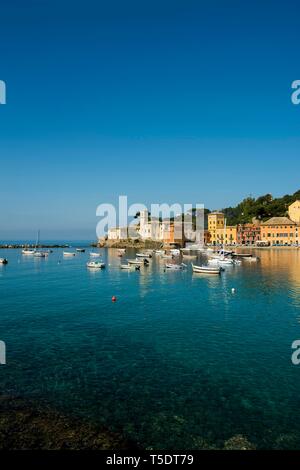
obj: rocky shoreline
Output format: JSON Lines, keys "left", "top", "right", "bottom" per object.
{"left": 97, "top": 239, "right": 163, "bottom": 249}
{"left": 0, "top": 395, "right": 137, "bottom": 450}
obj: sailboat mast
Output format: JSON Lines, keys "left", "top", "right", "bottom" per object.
{"left": 223, "top": 219, "right": 226, "bottom": 251}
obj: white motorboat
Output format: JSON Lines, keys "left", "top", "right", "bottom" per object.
{"left": 22, "top": 249, "right": 35, "bottom": 255}
{"left": 120, "top": 263, "right": 140, "bottom": 270}
{"left": 127, "top": 258, "right": 149, "bottom": 265}
{"left": 63, "top": 251, "right": 76, "bottom": 257}
{"left": 192, "top": 263, "right": 222, "bottom": 274}
{"left": 34, "top": 251, "right": 46, "bottom": 258}
{"left": 86, "top": 261, "right": 105, "bottom": 269}
{"left": 0, "top": 258, "right": 8, "bottom": 264}
{"left": 165, "top": 263, "right": 187, "bottom": 270}
{"left": 170, "top": 249, "right": 180, "bottom": 256}
{"left": 232, "top": 252, "right": 252, "bottom": 258}
{"left": 243, "top": 256, "right": 259, "bottom": 262}
{"left": 76, "top": 248, "right": 85, "bottom": 253}
{"left": 136, "top": 252, "right": 152, "bottom": 258}
{"left": 90, "top": 252, "right": 101, "bottom": 258}
{"left": 208, "top": 258, "right": 234, "bottom": 266}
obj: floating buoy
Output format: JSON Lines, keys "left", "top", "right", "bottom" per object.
{"left": 112, "top": 296, "right": 117, "bottom": 302}
{"left": 231, "top": 288, "right": 236, "bottom": 294}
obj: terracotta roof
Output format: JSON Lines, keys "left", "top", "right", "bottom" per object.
{"left": 261, "top": 217, "right": 296, "bottom": 226}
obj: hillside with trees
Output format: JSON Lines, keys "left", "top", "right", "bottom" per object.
{"left": 219, "top": 189, "right": 300, "bottom": 225}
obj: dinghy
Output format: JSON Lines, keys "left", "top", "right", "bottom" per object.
{"left": 86, "top": 261, "right": 105, "bottom": 269}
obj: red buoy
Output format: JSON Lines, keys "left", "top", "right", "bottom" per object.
{"left": 112, "top": 296, "right": 117, "bottom": 302}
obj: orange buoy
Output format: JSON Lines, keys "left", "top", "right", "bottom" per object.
{"left": 112, "top": 296, "right": 117, "bottom": 302}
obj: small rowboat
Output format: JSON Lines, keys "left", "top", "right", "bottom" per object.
{"left": 90, "top": 252, "right": 101, "bottom": 257}
{"left": 136, "top": 252, "right": 152, "bottom": 258}
{"left": 192, "top": 263, "right": 222, "bottom": 274}
{"left": 120, "top": 264, "right": 140, "bottom": 270}
{"left": 0, "top": 258, "right": 8, "bottom": 264}
{"left": 86, "top": 261, "right": 105, "bottom": 269}
{"left": 63, "top": 251, "right": 76, "bottom": 257}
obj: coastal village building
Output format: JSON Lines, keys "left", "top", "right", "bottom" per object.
{"left": 260, "top": 217, "right": 297, "bottom": 246}
{"left": 106, "top": 201, "right": 300, "bottom": 247}
{"left": 208, "top": 212, "right": 237, "bottom": 245}
{"left": 208, "top": 212, "right": 225, "bottom": 245}
{"left": 138, "top": 210, "right": 161, "bottom": 240}
{"left": 107, "top": 227, "right": 128, "bottom": 240}
{"left": 289, "top": 200, "right": 300, "bottom": 223}
{"left": 237, "top": 223, "right": 261, "bottom": 245}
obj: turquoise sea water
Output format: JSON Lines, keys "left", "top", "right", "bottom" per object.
{"left": 1, "top": 247, "right": 300, "bottom": 449}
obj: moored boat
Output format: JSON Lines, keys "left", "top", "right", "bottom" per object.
{"left": 90, "top": 252, "right": 101, "bottom": 257}
{"left": 208, "top": 258, "right": 234, "bottom": 266}
{"left": 192, "top": 263, "right": 222, "bottom": 274}
{"left": 165, "top": 263, "right": 187, "bottom": 270}
{"left": 232, "top": 252, "right": 252, "bottom": 258}
{"left": 34, "top": 251, "right": 46, "bottom": 258}
{"left": 86, "top": 261, "right": 105, "bottom": 269}
{"left": 0, "top": 258, "right": 8, "bottom": 264}
{"left": 127, "top": 258, "right": 149, "bottom": 265}
{"left": 22, "top": 249, "right": 35, "bottom": 255}
{"left": 63, "top": 251, "right": 76, "bottom": 257}
{"left": 120, "top": 263, "right": 140, "bottom": 270}
{"left": 76, "top": 248, "right": 85, "bottom": 253}
{"left": 136, "top": 252, "right": 152, "bottom": 258}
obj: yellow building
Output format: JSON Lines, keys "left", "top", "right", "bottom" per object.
{"left": 289, "top": 200, "right": 300, "bottom": 223}
{"left": 208, "top": 212, "right": 224, "bottom": 244}
{"left": 208, "top": 212, "right": 237, "bottom": 245}
{"left": 215, "top": 225, "right": 237, "bottom": 246}
{"left": 260, "top": 217, "right": 297, "bottom": 245}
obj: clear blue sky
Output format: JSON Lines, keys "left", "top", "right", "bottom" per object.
{"left": 0, "top": 0, "right": 300, "bottom": 240}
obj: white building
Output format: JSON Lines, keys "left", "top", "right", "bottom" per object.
{"left": 139, "top": 210, "right": 161, "bottom": 241}
{"left": 108, "top": 227, "right": 128, "bottom": 240}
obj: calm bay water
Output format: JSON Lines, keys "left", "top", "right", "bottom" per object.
{"left": 1, "top": 247, "right": 300, "bottom": 449}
